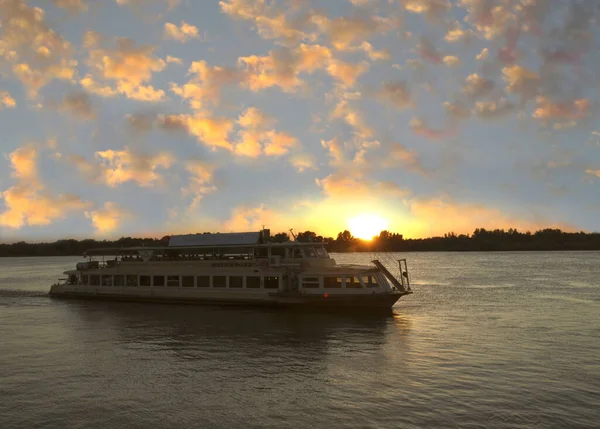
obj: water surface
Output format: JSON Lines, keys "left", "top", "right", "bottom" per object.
{"left": 1, "top": 252, "right": 599, "bottom": 428}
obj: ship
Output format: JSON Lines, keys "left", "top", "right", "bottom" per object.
{"left": 49, "top": 229, "right": 412, "bottom": 310}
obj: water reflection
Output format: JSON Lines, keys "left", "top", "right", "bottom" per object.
{"left": 63, "top": 300, "right": 411, "bottom": 349}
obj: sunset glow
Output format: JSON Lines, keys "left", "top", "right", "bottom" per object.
{"left": 0, "top": 1, "right": 597, "bottom": 242}
{"left": 348, "top": 214, "right": 389, "bottom": 241}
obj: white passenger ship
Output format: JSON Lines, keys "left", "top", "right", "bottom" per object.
{"left": 50, "top": 229, "right": 412, "bottom": 310}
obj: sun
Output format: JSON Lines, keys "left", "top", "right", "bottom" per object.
{"left": 347, "top": 213, "right": 389, "bottom": 240}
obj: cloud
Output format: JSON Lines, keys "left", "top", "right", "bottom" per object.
{"left": 503, "top": 65, "right": 539, "bottom": 103}
{"left": 316, "top": 173, "right": 408, "bottom": 201}
{"left": 85, "top": 202, "right": 129, "bottom": 234}
{"left": 375, "top": 81, "right": 412, "bottom": 110}
{"left": 237, "top": 44, "right": 333, "bottom": 92}
{"left": 444, "top": 101, "right": 471, "bottom": 119}
{"left": 585, "top": 169, "right": 600, "bottom": 179}
{"left": 219, "top": 0, "right": 308, "bottom": 45}
{"left": 330, "top": 95, "right": 373, "bottom": 137}
{"left": 312, "top": 12, "right": 395, "bottom": 51}
{"left": 476, "top": 48, "right": 488, "bottom": 60}
{"left": 171, "top": 60, "right": 243, "bottom": 110}
{"left": 166, "top": 55, "right": 183, "bottom": 65}
{"left": 0, "top": 0, "right": 77, "bottom": 96}
{"left": 532, "top": 97, "right": 591, "bottom": 127}
{"left": 442, "top": 55, "right": 461, "bottom": 67}
{"left": 56, "top": 90, "right": 95, "bottom": 120}
{"left": 164, "top": 21, "right": 200, "bottom": 43}
{"left": 0, "top": 145, "right": 90, "bottom": 229}
{"left": 410, "top": 117, "right": 450, "bottom": 140}
{"left": 326, "top": 58, "right": 369, "bottom": 86}
{"left": 233, "top": 107, "right": 297, "bottom": 157}
{"left": 445, "top": 21, "right": 474, "bottom": 43}
{"left": 460, "top": 0, "right": 516, "bottom": 40}
{"left": 475, "top": 98, "right": 514, "bottom": 119}
{"left": 157, "top": 113, "right": 234, "bottom": 151}
{"left": 83, "top": 34, "right": 166, "bottom": 101}
{"left": 403, "top": 0, "right": 450, "bottom": 20}
{"left": 288, "top": 153, "right": 317, "bottom": 172}
{"left": 68, "top": 147, "right": 175, "bottom": 187}
{"left": 51, "top": 0, "right": 87, "bottom": 12}
{"left": 0, "top": 91, "right": 16, "bottom": 108}
{"left": 463, "top": 73, "right": 495, "bottom": 99}
{"left": 182, "top": 159, "right": 217, "bottom": 210}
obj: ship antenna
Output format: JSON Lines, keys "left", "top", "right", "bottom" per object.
{"left": 289, "top": 228, "right": 297, "bottom": 240}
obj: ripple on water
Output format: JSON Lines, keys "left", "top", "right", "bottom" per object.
{"left": 1, "top": 253, "right": 600, "bottom": 428}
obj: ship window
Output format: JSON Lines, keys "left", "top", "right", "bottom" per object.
{"left": 167, "top": 276, "right": 180, "bottom": 287}
{"left": 140, "top": 275, "right": 151, "bottom": 286}
{"left": 264, "top": 276, "right": 279, "bottom": 289}
{"left": 315, "top": 247, "right": 328, "bottom": 258}
{"left": 127, "top": 275, "right": 138, "bottom": 287}
{"left": 271, "top": 247, "right": 285, "bottom": 257}
{"left": 303, "top": 247, "right": 317, "bottom": 258}
{"left": 153, "top": 275, "right": 165, "bottom": 287}
{"left": 361, "top": 275, "right": 377, "bottom": 288}
{"left": 324, "top": 277, "right": 343, "bottom": 288}
{"left": 197, "top": 276, "right": 210, "bottom": 287}
{"left": 213, "top": 276, "right": 226, "bottom": 288}
{"left": 182, "top": 276, "right": 194, "bottom": 287}
{"left": 302, "top": 276, "right": 320, "bottom": 288}
{"left": 82, "top": 275, "right": 89, "bottom": 285}
{"left": 113, "top": 275, "right": 125, "bottom": 286}
{"left": 90, "top": 275, "right": 99, "bottom": 286}
{"left": 229, "top": 276, "right": 243, "bottom": 288}
{"left": 101, "top": 275, "right": 112, "bottom": 286}
{"left": 345, "top": 277, "right": 362, "bottom": 288}
{"left": 293, "top": 248, "right": 302, "bottom": 258}
{"left": 246, "top": 276, "right": 261, "bottom": 288}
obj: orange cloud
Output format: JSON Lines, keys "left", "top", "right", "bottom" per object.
{"left": 463, "top": 73, "right": 494, "bottom": 98}
{"left": 0, "top": 91, "right": 16, "bottom": 108}
{"left": 312, "top": 12, "right": 394, "bottom": 51}
{"left": 83, "top": 35, "right": 166, "bottom": 101}
{"left": 403, "top": 0, "right": 450, "bottom": 20}
{"left": 171, "top": 60, "right": 244, "bottom": 110}
{"left": 164, "top": 21, "right": 200, "bottom": 43}
{"left": 288, "top": 153, "right": 317, "bottom": 172}
{"left": 0, "top": 0, "right": 77, "bottom": 96}
{"left": 0, "top": 145, "right": 90, "bottom": 229}
{"left": 444, "top": 101, "right": 471, "bottom": 119}
{"left": 182, "top": 160, "right": 217, "bottom": 210}
{"left": 475, "top": 98, "right": 514, "bottom": 119}
{"left": 532, "top": 97, "right": 591, "bottom": 127}
{"left": 503, "top": 65, "right": 539, "bottom": 102}
{"left": 51, "top": 0, "right": 87, "bottom": 11}
{"left": 85, "top": 202, "right": 128, "bottom": 234}
{"left": 69, "top": 147, "right": 175, "bottom": 187}
{"left": 233, "top": 107, "right": 297, "bottom": 157}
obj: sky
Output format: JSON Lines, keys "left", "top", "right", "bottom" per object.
{"left": 0, "top": 0, "right": 599, "bottom": 242}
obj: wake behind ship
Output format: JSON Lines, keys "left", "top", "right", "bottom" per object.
{"left": 50, "top": 229, "right": 412, "bottom": 310}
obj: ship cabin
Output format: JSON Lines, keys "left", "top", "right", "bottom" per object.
{"left": 61, "top": 230, "right": 411, "bottom": 296}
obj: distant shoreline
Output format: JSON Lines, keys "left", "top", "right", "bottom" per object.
{"left": 1, "top": 228, "right": 599, "bottom": 257}
{"left": 1, "top": 248, "right": 600, "bottom": 258}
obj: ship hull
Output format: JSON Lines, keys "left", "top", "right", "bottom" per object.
{"left": 48, "top": 286, "right": 406, "bottom": 310}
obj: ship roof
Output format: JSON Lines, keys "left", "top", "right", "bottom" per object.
{"left": 168, "top": 232, "right": 261, "bottom": 247}
{"left": 83, "top": 241, "right": 325, "bottom": 256}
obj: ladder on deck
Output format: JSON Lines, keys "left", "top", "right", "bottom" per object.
{"left": 372, "top": 259, "right": 411, "bottom": 293}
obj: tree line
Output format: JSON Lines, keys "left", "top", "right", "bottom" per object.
{"left": 1, "top": 228, "right": 599, "bottom": 257}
